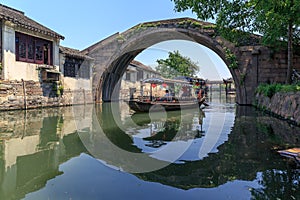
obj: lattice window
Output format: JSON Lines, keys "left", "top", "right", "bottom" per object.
{"left": 15, "top": 32, "right": 52, "bottom": 65}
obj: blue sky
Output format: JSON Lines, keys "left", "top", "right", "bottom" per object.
{"left": 2, "top": 0, "right": 231, "bottom": 80}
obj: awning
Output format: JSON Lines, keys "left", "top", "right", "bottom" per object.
{"left": 142, "top": 77, "right": 164, "bottom": 84}
{"left": 45, "top": 69, "right": 61, "bottom": 74}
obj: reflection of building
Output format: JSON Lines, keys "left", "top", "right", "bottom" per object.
{"left": 0, "top": 106, "right": 91, "bottom": 199}
{"left": 120, "top": 60, "right": 160, "bottom": 100}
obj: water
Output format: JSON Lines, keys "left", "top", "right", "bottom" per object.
{"left": 0, "top": 93, "right": 299, "bottom": 200}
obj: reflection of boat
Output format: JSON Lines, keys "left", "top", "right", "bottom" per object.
{"left": 127, "top": 98, "right": 205, "bottom": 112}
{"left": 278, "top": 148, "right": 300, "bottom": 165}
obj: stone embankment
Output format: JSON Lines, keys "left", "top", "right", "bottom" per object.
{"left": 255, "top": 92, "right": 300, "bottom": 125}
{"left": 0, "top": 80, "right": 93, "bottom": 111}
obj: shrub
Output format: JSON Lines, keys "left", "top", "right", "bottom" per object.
{"left": 256, "top": 83, "right": 300, "bottom": 98}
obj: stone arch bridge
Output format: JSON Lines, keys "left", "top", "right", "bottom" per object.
{"left": 82, "top": 17, "right": 300, "bottom": 105}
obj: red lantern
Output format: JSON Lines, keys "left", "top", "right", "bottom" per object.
{"left": 151, "top": 83, "right": 157, "bottom": 88}
{"left": 162, "top": 83, "right": 167, "bottom": 88}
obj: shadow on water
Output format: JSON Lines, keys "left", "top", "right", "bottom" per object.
{"left": 0, "top": 103, "right": 299, "bottom": 199}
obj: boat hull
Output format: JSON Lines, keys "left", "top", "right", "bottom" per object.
{"left": 127, "top": 99, "right": 205, "bottom": 113}
{"left": 278, "top": 148, "right": 300, "bottom": 165}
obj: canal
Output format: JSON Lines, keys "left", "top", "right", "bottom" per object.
{"left": 0, "top": 93, "right": 299, "bottom": 200}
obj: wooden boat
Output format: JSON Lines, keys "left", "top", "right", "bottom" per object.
{"left": 278, "top": 148, "right": 300, "bottom": 165}
{"left": 127, "top": 77, "right": 209, "bottom": 112}
{"left": 127, "top": 97, "right": 206, "bottom": 113}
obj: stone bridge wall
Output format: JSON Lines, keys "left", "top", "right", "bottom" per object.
{"left": 231, "top": 45, "right": 300, "bottom": 104}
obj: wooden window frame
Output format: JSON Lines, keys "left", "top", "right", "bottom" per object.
{"left": 15, "top": 32, "right": 53, "bottom": 65}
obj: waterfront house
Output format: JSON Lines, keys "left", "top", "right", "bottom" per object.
{"left": 59, "top": 46, "right": 94, "bottom": 92}
{"left": 0, "top": 4, "right": 64, "bottom": 82}
{"left": 0, "top": 4, "right": 93, "bottom": 110}
{"left": 120, "top": 60, "right": 161, "bottom": 100}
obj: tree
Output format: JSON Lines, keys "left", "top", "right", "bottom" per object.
{"left": 171, "top": 0, "right": 300, "bottom": 83}
{"left": 250, "top": 0, "right": 300, "bottom": 84}
{"left": 155, "top": 50, "right": 199, "bottom": 79}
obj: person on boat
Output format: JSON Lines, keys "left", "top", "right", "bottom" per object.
{"left": 197, "top": 87, "right": 205, "bottom": 102}
{"left": 161, "top": 90, "right": 172, "bottom": 101}
{"left": 165, "top": 90, "right": 170, "bottom": 96}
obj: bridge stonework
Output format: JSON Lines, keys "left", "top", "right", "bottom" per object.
{"left": 82, "top": 18, "right": 300, "bottom": 105}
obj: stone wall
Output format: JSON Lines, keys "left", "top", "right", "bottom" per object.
{"left": 0, "top": 80, "right": 93, "bottom": 111}
{"left": 232, "top": 46, "right": 300, "bottom": 105}
{"left": 255, "top": 92, "right": 300, "bottom": 125}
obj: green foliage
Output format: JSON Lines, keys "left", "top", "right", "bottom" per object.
{"left": 256, "top": 83, "right": 300, "bottom": 98}
{"left": 155, "top": 50, "right": 200, "bottom": 79}
{"left": 224, "top": 47, "right": 238, "bottom": 69}
{"left": 52, "top": 81, "right": 64, "bottom": 96}
{"left": 251, "top": 0, "right": 300, "bottom": 45}
{"left": 240, "top": 73, "right": 246, "bottom": 85}
{"left": 172, "top": 0, "right": 300, "bottom": 46}
{"left": 116, "top": 34, "right": 125, "bottom": 41}
{"left": 171, "top": 0, "right": 300, "bottom": 83}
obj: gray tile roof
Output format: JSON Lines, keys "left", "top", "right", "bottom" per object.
{"left": 0, "top": 4, "right": 64, "bottom": 39}
{"left": 60, "top": 46, "right": 93, "bottom": 60}
{"left": 130, "top": 60, "right": 159, "bottom": 74}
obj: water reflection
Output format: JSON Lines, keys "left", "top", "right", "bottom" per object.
{"left": 0, "top": 102, "right": 298, "bottom": 199}
{"left": 0, "top": 107, "right": 89, "bottom": 200}
{"left": 121, "top": 105, "right": 235, "bottom": 163}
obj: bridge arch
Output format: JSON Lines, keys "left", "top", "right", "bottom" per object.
{"left": 83, "top": 17, "right": 298, "bottom": 104}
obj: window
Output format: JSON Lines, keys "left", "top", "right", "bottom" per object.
{"left": 125, "top": 72, "right": 131, "bottom": 81}
{"left": 64, "top": 62, "right": 76, "bottom": 77}
{"left": 137, "top": 69, "right": 143, "bottom": 81}
{"left": 35, "top": 41, "right": 43, "bottom": 62}
{"left": 64, "top": 57, "right": 89, "bottom": 79}
{"left": 15, "top": 32, "right": 53, "bottom": 65}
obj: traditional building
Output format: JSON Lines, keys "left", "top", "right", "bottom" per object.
{"left": 0, "top": 4, "right": 93, "bottom": 110}
{"left": 0, "top": 4, "right": 64, "bottom": 81}
{"left": 120, "top": 60, "right": 160, "bottom": 100}
{"left": 59, "top": 46, "right": 94, "bottom": 92}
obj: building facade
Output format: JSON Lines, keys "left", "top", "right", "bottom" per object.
{"left": 0, "top": 4, "right": 64, "bottom": 82}
{"left": 120, "top": 60, "right": 160, "bottom": 100}
{"left": 59, "top": 46, "right": 93, "bottom": 92}
{"left": 0, "top": 4, "right": 93, "bottom": 110}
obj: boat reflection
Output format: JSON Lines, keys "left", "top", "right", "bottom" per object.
{"left": 122, "top": 104, "right": 235, "bottom": 163}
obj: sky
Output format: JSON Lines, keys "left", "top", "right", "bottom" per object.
{"left": 2, "top": 0, "right": 231, "bottom": 80}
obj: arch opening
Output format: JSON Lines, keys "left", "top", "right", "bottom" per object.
{"left": 84, "top": 18, "right": 242, "bottom": 103}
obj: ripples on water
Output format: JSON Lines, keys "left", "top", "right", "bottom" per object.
{"left": 0, "top": 93, "right": 299, "bottom": 200}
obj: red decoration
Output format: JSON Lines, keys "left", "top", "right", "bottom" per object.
{"left": 162, "top": 83, "right": 167, "bottom": 88}
{"left": 151, "top": 83, "right": 157, "bottom": 88}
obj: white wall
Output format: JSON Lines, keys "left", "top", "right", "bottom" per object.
{"left": 63, "top": 77, "right": 92, "bottom": 91}
{"left": 2, "top": 23, "right": 61, "bottom": 81}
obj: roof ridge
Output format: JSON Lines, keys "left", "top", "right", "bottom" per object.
{"left": 0, "top": 4, "right": 24, "bottom": 15}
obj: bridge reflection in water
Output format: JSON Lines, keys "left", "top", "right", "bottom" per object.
{"left": 0, "top": 101, "right": 299, "bottom": 199}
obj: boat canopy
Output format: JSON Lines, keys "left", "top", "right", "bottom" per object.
{"left": 142, "top": 77, "right": 192, "bottom": 86}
